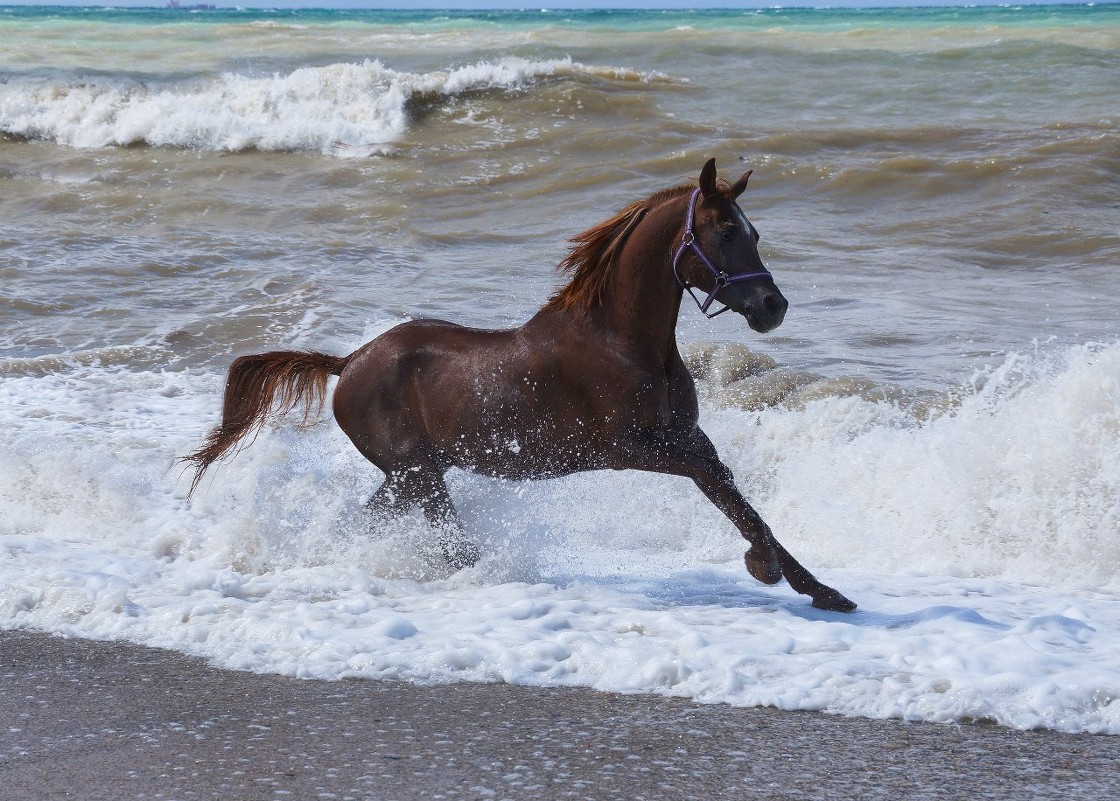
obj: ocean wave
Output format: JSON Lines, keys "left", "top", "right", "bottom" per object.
{"left": 1, "top": 342, "right": 1118, "bottom": 731}
{"left": 0, "top": 58, "right": 665, "bottom": 155}
{"left": 727, "top": 341, "right": 1120, "bottom": 589}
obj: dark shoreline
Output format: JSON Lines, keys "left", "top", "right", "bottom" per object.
{"left": 2, "top": 628, "right": 1117, "bottom": 801}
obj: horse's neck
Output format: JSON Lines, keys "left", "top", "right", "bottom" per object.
{"left": 601, "top": 196, "right": 687, "bottom": 358}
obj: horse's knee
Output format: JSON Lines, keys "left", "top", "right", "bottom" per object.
{"left": 745, "top": 546, "right": 782, "bottom": 585}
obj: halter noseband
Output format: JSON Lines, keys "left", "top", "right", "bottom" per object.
{"left": 672, "top": 188, "right": 772, "bottom": 318}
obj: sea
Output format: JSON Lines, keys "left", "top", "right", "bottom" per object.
{"left": 1, "top": 4, "right": 1118, "bottom": 734}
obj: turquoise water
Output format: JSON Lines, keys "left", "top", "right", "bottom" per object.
{"left": 1, "top": 4, "right": 1116, "bottom": 25}
{"left": 2, "top": 4, "right": 1118, "bottom": 36}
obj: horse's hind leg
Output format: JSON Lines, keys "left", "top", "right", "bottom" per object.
{"left": 368, "top": 466, "right": 479, "bottom": 570}
{"left": 366, "top": 472, "right": 416, "bottom": 516}
{"left": 414, "top": 470, "right": 480, "bottom": 570}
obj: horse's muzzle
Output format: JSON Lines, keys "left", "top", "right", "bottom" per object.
{"left": 732, "top": 283, "right": 788, "bottom": 333}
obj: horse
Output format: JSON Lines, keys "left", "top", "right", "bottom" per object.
{"left": 184, "top": 159, "right": 856, "bottom": 612}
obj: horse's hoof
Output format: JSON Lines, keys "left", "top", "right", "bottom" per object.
{"left": 811, "top": 589, "right": 857, "bottom": 613}
{"left": 443, "top": 539, "right": 480, "bottom": 570}
{"left": 745, "top": 550, "right": 782, "bottom": 585}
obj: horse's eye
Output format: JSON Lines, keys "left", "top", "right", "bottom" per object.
{"left": 720, "top": 228, "right": 736, "bottom": 242}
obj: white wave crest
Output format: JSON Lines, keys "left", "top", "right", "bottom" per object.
{"left": 738, "top": 341, "right": 1120, "bottom": 588}
{"left": 0, "top": 57, "right": 601, "bottom": 155}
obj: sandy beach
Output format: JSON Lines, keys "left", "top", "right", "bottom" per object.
{"left": 2, "top": 629, "right": 1117, "bottom": 801}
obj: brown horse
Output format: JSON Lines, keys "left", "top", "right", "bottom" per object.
{"left": 184, "top": 159, "right": 855, "bottom": 612}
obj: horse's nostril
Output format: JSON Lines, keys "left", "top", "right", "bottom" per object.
{"left": 764, "top": 293, "right": 787, "bottom": 316}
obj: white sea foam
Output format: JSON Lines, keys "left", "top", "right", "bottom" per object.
{"left": 1, "top": 341, "right": 1118, "bottom": 733}
{"left": 0, "top": 58, "right": 644, "bottom": 155}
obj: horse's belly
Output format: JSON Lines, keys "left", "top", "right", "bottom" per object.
{"left": 437, "top": 420, "right": 602, "bottom": 481}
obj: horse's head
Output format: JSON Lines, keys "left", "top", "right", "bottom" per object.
{"left": 674, "top": 159, "right": 788, "bottom": 333}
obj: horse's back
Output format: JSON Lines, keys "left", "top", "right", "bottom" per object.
{"left": 338, "top": 318, "right": 521, "bottom": 388}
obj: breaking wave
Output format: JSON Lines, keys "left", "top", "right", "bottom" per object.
{"left": 0, "top": 58, "right": 666, "bottom": 155}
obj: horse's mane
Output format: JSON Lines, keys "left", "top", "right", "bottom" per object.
{"left": 545, "top": 183, "right": 694, "bottom": 312}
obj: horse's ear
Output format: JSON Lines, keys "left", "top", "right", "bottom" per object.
{"left": 699, "top": 158, "right": 718, "bottom": 199}
{"left": 729, "top": 170, "right": 752, "bottom": 198}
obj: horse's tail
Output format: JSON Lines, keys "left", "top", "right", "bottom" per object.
{"left": 182, "top": 350, "right": 351, "bottom": 497}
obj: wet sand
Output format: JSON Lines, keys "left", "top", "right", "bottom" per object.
{"left": 1, "top": 629, "right": 1116, "bottom": 801}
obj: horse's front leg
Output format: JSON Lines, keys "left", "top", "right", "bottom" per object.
{"left": 614, "top": 429, "right": 855, "bottom": 612}
{"left": 680, "top": 428, "right": 855, "bottom": 612}
{"left": 674, "top": 442, "right": 785, "bottom": 587}
{"left": 613, "top": 427, "right": 781, "bottom": 581}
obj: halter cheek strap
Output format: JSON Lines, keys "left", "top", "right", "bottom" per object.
{"left": 672, "top": 188, "right": 772, "bottom": 319}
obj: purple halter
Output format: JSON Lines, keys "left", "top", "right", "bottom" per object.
{"left": 672, "top": 188, "right": 772, "bottom": 318}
